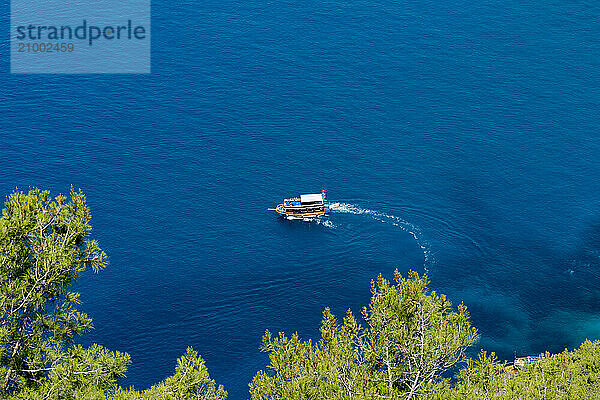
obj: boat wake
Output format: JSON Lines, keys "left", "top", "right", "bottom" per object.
{"left": 285, "top": 215, "right": 336, "bottom": 228}
{"left": 281, "top": 202, "right": 433, "bottom": 270}
{"left": 333, "top": 202, "right": 434, "bottom": 270}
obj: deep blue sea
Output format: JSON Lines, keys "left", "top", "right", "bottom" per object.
{"left": 2, "top": 0, "right": 600, "bottom": 398}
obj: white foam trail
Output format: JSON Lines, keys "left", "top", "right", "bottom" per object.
{"left": 286, "top": 215, "right": 336, "bottom": 228}
{"left": 335, "top": 203, "right": 434, "bottom": 269}
{"left": 316, "top": 219, "right": 335, "bottom": 228}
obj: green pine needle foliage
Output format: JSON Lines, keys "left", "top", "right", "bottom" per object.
{"left": 249, "top": 270, "right": 479, "bottom": 399}
{"left": 0, "top": 188, "right": 225, "bottom": 400}
{"left": 3, "top": 188, "right": 600, "bottom": 399}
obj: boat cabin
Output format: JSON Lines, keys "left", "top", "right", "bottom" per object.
{"left": 272, "top": 189, "right": 330, "bottom": 218}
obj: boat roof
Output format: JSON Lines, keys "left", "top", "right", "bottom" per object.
{"left": 300, "top": 194, "right": 323, "bottom": 203}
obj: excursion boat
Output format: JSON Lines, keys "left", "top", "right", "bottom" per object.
{"left": 269, "top": 189, "right": 331, "bottom": 218}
